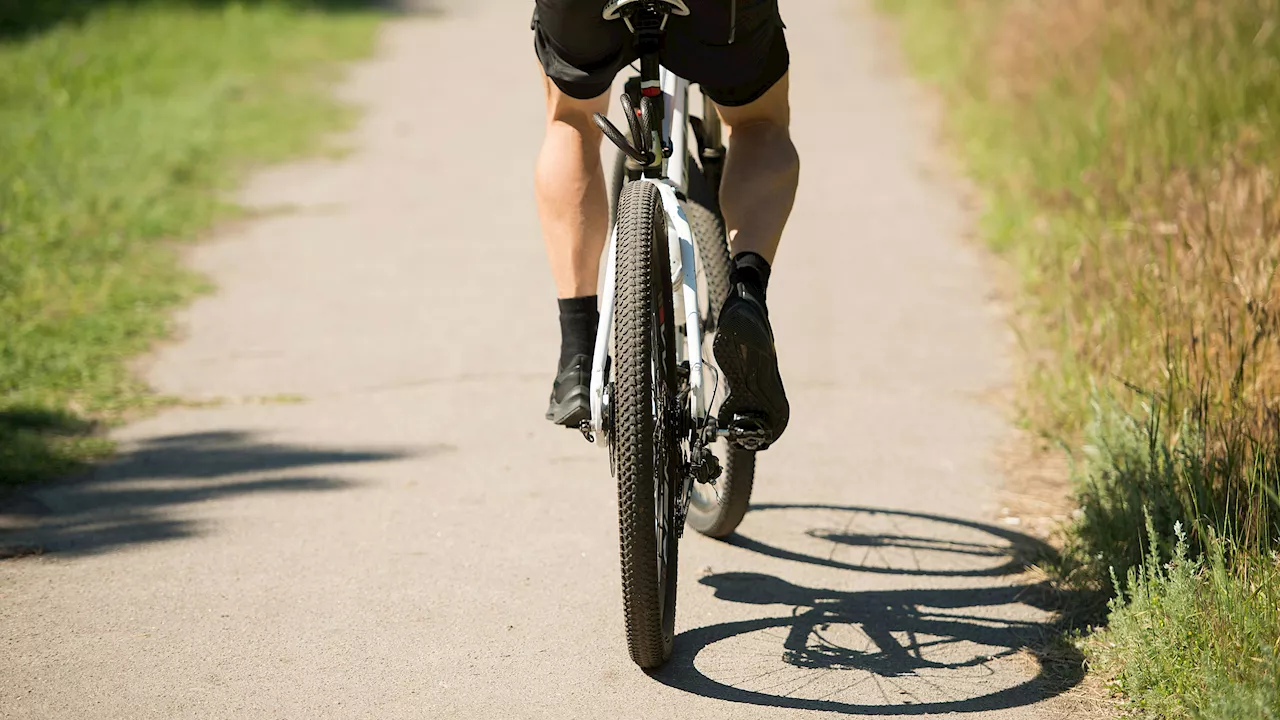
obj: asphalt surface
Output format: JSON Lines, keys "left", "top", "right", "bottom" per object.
{"left": 2, "top": 1, "right": 1087, "bottom": 717}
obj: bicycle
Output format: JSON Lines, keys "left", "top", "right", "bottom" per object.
{"left": 582, "top": 0, "right": 762, "bottom": 669}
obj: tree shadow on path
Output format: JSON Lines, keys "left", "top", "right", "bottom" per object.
{"left": 0, "top": 430, "right": 428, "bottom": 557}
{"left": 653, "top": 503, "right": 1089, "bottom": 715}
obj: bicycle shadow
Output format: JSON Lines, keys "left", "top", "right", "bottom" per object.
{"left": 653, "top": 504, "right": 1085, "bottom": 715}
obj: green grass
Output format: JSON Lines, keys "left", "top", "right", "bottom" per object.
{"left": 1093, "top": 519, "right": 1280, "bottom": 719}
{"left": 878, "top": 0, "right": 1280, "bottom": 716}
{"left": 0, "top": 1, "right": 378, "bottom": 488}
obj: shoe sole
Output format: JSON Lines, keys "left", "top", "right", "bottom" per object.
{"left": 546, "top": 389, "right": 591, "bottom": 428}
{"left": 713, "top": 302, "right": 789, "bottom": 449}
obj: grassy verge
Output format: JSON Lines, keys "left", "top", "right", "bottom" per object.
{"left": 0, "top": 1, "right": 378, "bottom": 489}
{"left": 878, "top": 0, "right": 1280, "bottom": 716}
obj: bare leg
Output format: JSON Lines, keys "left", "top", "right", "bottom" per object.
{"left": 711, "top": 74, "right": 797, "bottom": 449}
{"left": 534, "top": 76, "right": 611, "bottom": 298}
{"left": 716, "top": 73, "right": 800, "bottom": 263}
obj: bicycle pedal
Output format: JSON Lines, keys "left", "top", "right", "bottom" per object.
{"left": 726, "top": 415, "right": 770, "bottom": 451}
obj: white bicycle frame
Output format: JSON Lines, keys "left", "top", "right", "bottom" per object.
{"left": 589, "top": 68, "right": 708, "bottom": 442}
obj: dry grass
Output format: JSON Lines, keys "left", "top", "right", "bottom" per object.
{"left": 881, "top": 0, "right": 1280, "bottom": 715}
{"left": 927, "top": 0, "right": 1280, "bottom": 563}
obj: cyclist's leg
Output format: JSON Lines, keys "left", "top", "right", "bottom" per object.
{"left": 663, "top": 1, "right": 795, "bottom": 447}
{"left": 664, "top": 0, "right": 797, "bottom": 266}
{"left": 715, "top": 74, "right": 799, "bottom": 264}
{"left": 532, "top": 0, "right": 634, "bottom": 426}
{"left": 534, "top": 79, "right": 610, "bottom": 299}
{"left": 708, "top": 82, "right": 798, "bottom": 448}
{"left": 532, "top": 0, "right": 628, "bottom": 299}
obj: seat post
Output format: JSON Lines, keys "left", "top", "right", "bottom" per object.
{"left": 626, "top": 5, "right": 666, "bottom": 178}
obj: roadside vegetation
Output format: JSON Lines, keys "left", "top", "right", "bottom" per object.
{"left": 0, "top": 1, "right": 378, "bottom": 488}
{"left": 878, "top": 0, "right": 1280, "bottom": 716}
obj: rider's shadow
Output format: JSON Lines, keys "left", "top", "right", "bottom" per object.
{"left": 653, "top": 505, "right": 1088, "bottom": 715}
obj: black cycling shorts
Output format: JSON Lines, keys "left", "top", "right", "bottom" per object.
{"left": 532, "top": 0, "right": 789, "bottom": 107}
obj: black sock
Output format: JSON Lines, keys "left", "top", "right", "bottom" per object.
{"left": 558, "top": 296, "right": 599, "bottom": 370}
{"left": 731, "top": 251, "right": 772, "bottom": 304}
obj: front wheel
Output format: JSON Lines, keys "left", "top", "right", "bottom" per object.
{"left": 611, "top": 180, "right": 680, "bottom": 669}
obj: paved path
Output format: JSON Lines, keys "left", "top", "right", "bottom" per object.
{"left": 2, "top": 2, "right": 1085, "bottom": 717}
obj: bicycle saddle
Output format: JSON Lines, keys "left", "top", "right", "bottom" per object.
{"left": 603, "top": 0, "right": 691, "bottom": 20}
